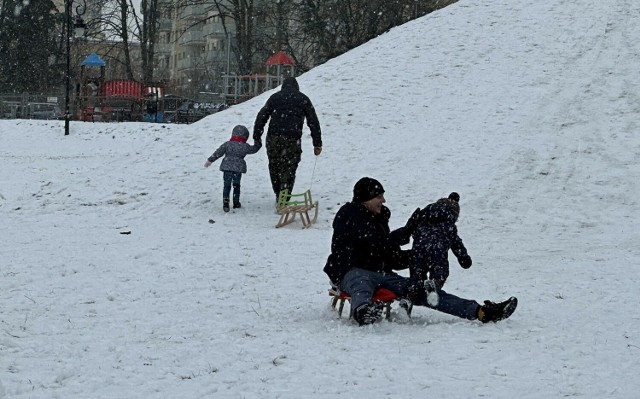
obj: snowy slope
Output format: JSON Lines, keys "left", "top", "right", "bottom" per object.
{"left": 1, "top": 0, "right": 639, "bottom": 397}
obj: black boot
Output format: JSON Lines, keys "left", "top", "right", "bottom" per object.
{"left": 233, "top": 202, "right": 241, "bottom": 209}
{"left": 223, "top": 199, "right": 230, "bottom": 212}
{"left": 478, "top": 297, "right": 518, "bottom": 323}
{"left": 354, "top": 302, "right": 384, "bottom": 326}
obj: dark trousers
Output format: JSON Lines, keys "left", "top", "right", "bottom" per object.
{"left": 266, "top": 135, "right": 302, "bottom": 196}
{"left": 222, "top": 171, "right": 242, "bottom": 205}
{"left": 339, "top": 268, "right": 480, "bottom": 320}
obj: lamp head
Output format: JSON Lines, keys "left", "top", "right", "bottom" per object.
{"left": 73, "top": 16, "right": 86, "bottom": 38}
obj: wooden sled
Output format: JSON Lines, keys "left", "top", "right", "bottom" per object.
{"left": 275, "top": 189, "right": 319, "bottom": 228}
{"left": 328, "top": 287, "right": 397, "bottom": 320}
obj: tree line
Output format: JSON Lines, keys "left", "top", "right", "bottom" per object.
{"left": 0, "top": 0, "right": 456, "bottom": 94}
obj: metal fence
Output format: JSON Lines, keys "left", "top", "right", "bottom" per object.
{"left": 0, "top": 93, "right": 65, "bottom": 120}
{"left": 0, "top": 92, "right": 227, "bottom": 124}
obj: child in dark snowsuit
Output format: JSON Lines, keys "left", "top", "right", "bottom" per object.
{"left": 204, "top": 125, "right": 262, "bottom": 212}
{"left": 408, "top": 192, "right": 518, "bottom": 322}
{"left": 409, "top": 192, "right": 472, "bottom": 290}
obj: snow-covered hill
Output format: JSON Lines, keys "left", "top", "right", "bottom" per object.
{"left": 1, "top": 0, "right": 639, "bottom": 397}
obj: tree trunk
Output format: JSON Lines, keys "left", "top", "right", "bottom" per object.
{"left": 139, "top": 0, "right": 159, "bottom": 84}
{"left": 119, "top": 0, "right": 135, "bottom": 80}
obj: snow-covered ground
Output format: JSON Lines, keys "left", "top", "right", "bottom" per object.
{"left": 1, "top": 0, "right": 639, "bottom": 397}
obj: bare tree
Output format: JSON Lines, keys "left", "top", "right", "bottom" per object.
{"left": 131, "top": 0, "right": 161, "bottom": 84}
{"left": 211, "top": 0, "right": 257, "bottom": 74}
{"left": 118, "top": 0, "right": 135, "bottom": 79}
{"left": 87, "top": 0, "right": 167, "bottom": 83}
{"left": 89, "top": 0, "right": 137, "bottom": 80}
{"left": 287, "top": 0, "right": 457, "bottom": 71}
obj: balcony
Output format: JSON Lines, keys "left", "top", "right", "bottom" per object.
{"left": 179, "top": 29, "right": 206, "bottom": 46}
{"left": 180, "top": 4, "right": 202, "bottom": 20}
{"left": 155, "top": 43, "right": 172, "bottom": 55}
{"left": 205, "top": 51, "right": 226, "bottom": 64}
{"left": 203, "top": 24, "right": 226, "bottom": 38}
{"left": 157, "top": 20, "right": 172, "bottom": 32}
{"left": 177, "top": 58, "right": 199, "bottom": 72}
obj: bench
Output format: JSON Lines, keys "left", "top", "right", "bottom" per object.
{"left": 328, "top": 287, "right": 397, "bottom": 320}
{"left": 275, "top": 189, "right": 319, "bottom": 228}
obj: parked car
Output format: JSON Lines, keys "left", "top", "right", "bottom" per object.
{"left": 176, "top": 101, "right": 228, "bottom": 124}
{"left": 26, "top": 103, "right": 62, "bottom": 120}
{"left": 0, "top": 101, "right": 20, "bottom": 119}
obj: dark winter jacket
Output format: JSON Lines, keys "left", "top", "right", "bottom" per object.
{"left": 253, "top": 77, "right": 322, "bottom": 147}
{"left": 207, "top": 138, "right": 261, "bottom": 173}
{"left": 410, "top": 199, "right": 469, "bottom": 289}
{"left": 324, "top": 202, "right": 411, "bottom": 284}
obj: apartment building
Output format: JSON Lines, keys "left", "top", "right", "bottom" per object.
{"left": 155, "top": 0, "right": 236, "bottom": 99}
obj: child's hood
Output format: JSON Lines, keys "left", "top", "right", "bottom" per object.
{"left": 230, "top": 125, "right": 250, "bottom": 141}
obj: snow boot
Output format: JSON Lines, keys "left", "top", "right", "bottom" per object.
{"left": 354, "top": 302, "right": 384, "bottom": 326}
{"left": 223, "top": 199, "right": 230, "bottom": 212}
{"left": 233, "top": 202, "right": 241, "bottom": 209}
{"left": 478, "top": 297, "right": 518, "bottom": 323}
{"left": 397, "top": 298, "right": 413, "bottom": 321}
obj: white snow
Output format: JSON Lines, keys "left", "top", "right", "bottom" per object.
{"left": 1, "top": 0, "right": 639, "bottom": 397}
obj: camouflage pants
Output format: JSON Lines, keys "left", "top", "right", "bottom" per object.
{"left": 266, "top": 135, "right": 302, "bottom": 196}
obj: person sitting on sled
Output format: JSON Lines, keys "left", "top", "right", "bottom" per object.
{"left": 323, "top": 177, "right": 417, "bottom": 325}
{"left": 323, "top": 178, "right": 517, "bottom": 325}
{"left": 408, "top": 192, "right": 518, "bottom": 323}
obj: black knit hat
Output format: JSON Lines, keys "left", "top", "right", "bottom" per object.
{"left": 436, "top": 192, "right": 461, "bottom": 220}
{"left": 353, "top": 177, "right": 385, "bottom": 203}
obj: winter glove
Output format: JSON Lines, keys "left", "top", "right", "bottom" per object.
{"left": 423, "top": 279, "right": 440, "bottom": 307}
{"left": 404, "top": 208, "right": 422, "bottom": 235}
{"left": 459, "top": 254, "right": 472, "bottom": 269}
{"left": 314, "top": 146, "right": 322, "bottom": 156}
{"left": 204, "top": 160, "right": 212, "bottom": 168}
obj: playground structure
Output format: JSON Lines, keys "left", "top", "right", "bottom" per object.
{"left": 76, "top": 53, "right": 168, "bottom": 122}
{"left": 0, "top": 51, "right": 296, "bottom": 122}
{"left": 222, "top": 51, "right": 296, "bottom": 104}
{"left": 76, "top": 50, "right": 295, "bottom": 120}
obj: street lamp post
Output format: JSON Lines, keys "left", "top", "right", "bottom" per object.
{"left": 64, "top": 0, "right": 87, "bottom": 136}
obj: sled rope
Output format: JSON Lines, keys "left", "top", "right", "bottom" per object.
{"left": 309, "top": 156, "right": 318, "bottom": 191}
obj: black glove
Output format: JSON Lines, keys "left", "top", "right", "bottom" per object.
{"left": 459, "top": 254, "right": 472, "bottom": 269}
{"left": 405, "top": 208, "right": 422, "bottom": 235}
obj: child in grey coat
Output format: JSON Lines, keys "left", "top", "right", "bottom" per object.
{"left": 204, "top": 125, "right": 262, "bottom": 212}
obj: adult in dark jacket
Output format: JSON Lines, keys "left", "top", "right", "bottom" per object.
{"left": 324, "top": 178, "right": 518, "bottom": 325}
{"left": 253, "top": 77, "right": 322, "bottom": 199}
{"left": 324, "top": 177, "right": 415, "bottom": 325}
